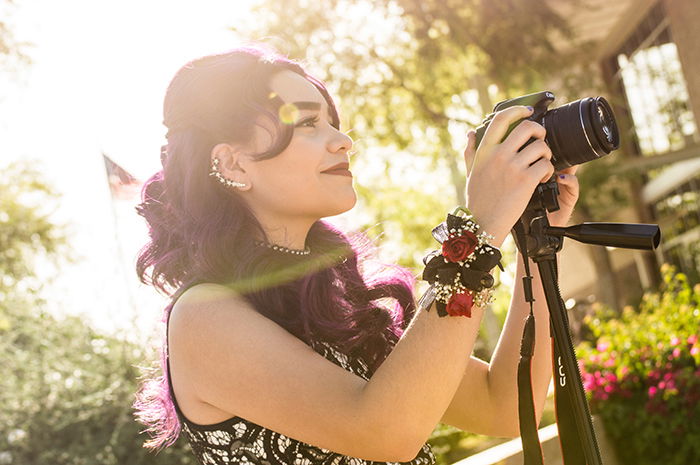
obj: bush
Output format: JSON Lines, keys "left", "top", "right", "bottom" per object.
{"left": 0, "top": 160, "right": 194, "bottom": 464}
{"left": 0, "top": 287, "right": 197, "bottom": 465}
{"left": 577, "top": 265, "right": 700, "bottom": 465}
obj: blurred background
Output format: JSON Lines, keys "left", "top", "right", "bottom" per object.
{"left": 1, "top": 0, "right": 698, "bottom": 464}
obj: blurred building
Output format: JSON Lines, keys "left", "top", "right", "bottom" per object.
{"left": 554, "top": 0, "right": 700, "bottom": 309}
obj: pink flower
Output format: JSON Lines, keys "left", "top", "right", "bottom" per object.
{"left": 648, "top": 386, "right": 658, "bottom": 397}
{"left": 659, "top": 381, "right": 666, "bottom": 389}
{"left": 688, "top": 335, "right": 698, "bottom": 345}
{"left": 691, "top": 347, "right": 699, "bottom": 356}
{"left": 597, "top": 342, "right": 609, "bottom": 352}
{"left": 670, "top": 336, "right": 680, "bottom": 346}
{"left": 604, "top": 359, "right": 615, "bottom": 368}
{"left": 604, "top": 373, "right": 618, "bottom": 383}
{"left": 593, "top": 371, "right": 606, "bottom": 387}
{"left": 620, "top": 366, "right": 629, "bottom": 376}
{"left": 663, "top": 372, "right": 674, "bottom": 381}
{"left": 672, "top": 347, "right": 681, "bottom": 358}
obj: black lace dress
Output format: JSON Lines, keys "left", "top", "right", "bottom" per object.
{"left": 166, "top": 314, "right": 436, "bottom": 465}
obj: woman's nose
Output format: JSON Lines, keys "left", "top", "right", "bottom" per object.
{"left": 329, "top": 128, "right": 353, "bottom": 155}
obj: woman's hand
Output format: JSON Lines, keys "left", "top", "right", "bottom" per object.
{"left": 464, "top": 106, "right": 555, "bottom": 247}
{"left": 547, "top": 165, "right": 580, "bottom": 227}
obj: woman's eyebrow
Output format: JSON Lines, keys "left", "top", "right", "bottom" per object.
{"left": 292, "top": 101, "right": 322, "bottom": 110}
{"left": 292, "top": 100, "right": 334, "bottom": 119}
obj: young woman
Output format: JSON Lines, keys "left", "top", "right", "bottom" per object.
{"left": 134, "top": 45, "right": 580, "bottom": 465}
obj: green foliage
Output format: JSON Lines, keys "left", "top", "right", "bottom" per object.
{"left": 0, "top": 161, "right": 194, "bottom": 464}
{"left": 574, "top": 155, "right": 631, "bottom": 220}
{"left": 354, "top": 179, "right": 453, "bottom": 270}
{"left": 0, "top": 0, "right": 34, "bottom": 79}
{"left": 0, "top": 160, "right": 72, "bottom": 293}
{"left": 428, "top": 423, "right": 484, "bottom": 465}
{"left": 238, "top": 0, "right": 592, "bottom": 210}
{"left": 0, "top": 296, "right": 196, "bottom": 464}
{"left": 577, "top": 265, "right": 700, "bottom": 465}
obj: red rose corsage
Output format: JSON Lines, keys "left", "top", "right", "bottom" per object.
{"left": 421, "top": 207, "right": 503, "bottom": 317}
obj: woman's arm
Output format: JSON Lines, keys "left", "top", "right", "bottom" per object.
{"left": 441, "top": 143, "right": 579, "bottom": 437}
{"left": 485, "top": 253, "right": 554, "bottom": 435}
{"left": 171, "top": 281, "right": 489, "bottom": 462}
{"left": 439, "top": 253, "right": 553, "bottom": 437}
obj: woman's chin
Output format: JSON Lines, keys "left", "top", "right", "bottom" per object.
{"left": 325, "top": 192, "right": 357, "bottom": 217}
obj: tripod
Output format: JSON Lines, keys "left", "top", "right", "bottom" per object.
{"left": 513, "top": 178, "right": 660, "bottom": 465}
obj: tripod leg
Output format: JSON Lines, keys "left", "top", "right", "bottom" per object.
{"left": 537, "top": 258, "right": 603, "bottom": 465}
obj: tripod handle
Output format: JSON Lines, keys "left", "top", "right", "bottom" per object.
{"left": 545, "top": 222, "right": 660, "bottom": 250}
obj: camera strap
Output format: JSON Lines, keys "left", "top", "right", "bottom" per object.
{"left": 513, "top": 221, "right": 586, "bottom": 465}
{"left": 512, "top": 221, "right": 545, "bottom": 465}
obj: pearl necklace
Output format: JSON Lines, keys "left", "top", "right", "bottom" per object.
{"left": 253, "top": 240, "right": 311, "bottom": 256}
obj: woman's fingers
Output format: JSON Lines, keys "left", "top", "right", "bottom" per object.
{"left": 479, "top": 105, "right": 535, "bottom": 151}
{"left": 501, "top": 120, "right": 546, "bottom": 154}
{"left": 532, "top": 156, "right": 556, "bottom": 184}
{"left": 515, "top": 139, "right": 552, "bottom": 169}
{"left": 557, "top": 164, "right": 579, "bottom": 176}
{"left": 556, "top": 172, "right": 580, "bottom": 197}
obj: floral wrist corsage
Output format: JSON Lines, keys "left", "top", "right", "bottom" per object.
{"left": 421, "top": 207, "right": 503, "bottom": 317}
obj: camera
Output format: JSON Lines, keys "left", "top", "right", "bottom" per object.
{"left": 474, "top": 91, "right": 620, "bottom": 170}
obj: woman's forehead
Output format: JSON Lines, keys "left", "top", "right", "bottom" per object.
{"left": 269, "top": 70, "right": 326, "bottom": 109}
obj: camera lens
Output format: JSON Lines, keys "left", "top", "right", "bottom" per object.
{"left": 590, "top": 97, "right": 619, "bottom": 153}
{"left": 542, "top": 96, "right": 620, "bottom": 170}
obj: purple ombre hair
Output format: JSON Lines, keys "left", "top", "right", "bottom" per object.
{"left": 132, "top": 44, "right": 418, "bottom": 450}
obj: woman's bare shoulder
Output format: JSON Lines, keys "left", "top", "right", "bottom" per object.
{"left": 166, "top": 280, "right": 409, "bottom": 460}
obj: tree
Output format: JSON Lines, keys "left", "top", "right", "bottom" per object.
{"left": 0, "top": 0, "right": 34, "bottom": 85}
{"left": 236, "top": 0, "right": 631, "bottom": 312}
{"left": 0, "top": 160, "right": 195, "bottom": 464}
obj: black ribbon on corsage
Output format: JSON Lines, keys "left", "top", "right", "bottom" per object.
{"left": 421, "top": 209, "right": 504, "bottom": 316}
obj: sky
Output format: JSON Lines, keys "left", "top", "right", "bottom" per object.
{"left": 0, "top": 0, "right": 282, "bottom": 341}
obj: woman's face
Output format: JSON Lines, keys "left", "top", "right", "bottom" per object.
{"left": 232, "top": 70, "right": 356, "bottom": 224}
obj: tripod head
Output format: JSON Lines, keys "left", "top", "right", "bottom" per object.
{"left": 514, "top": 176, "right": 661, "bottom": 260}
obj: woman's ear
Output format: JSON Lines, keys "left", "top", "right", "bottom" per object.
{"left": 210, "top": 143, "right": 252, "bottom": 191}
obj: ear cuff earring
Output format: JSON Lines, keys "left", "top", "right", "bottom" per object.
{"left": 209, "top": 158, "right": 246, "bottom": 189}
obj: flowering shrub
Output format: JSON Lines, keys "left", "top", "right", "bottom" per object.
{"left": 577, "top": 265, "right": 700, "bottom": 465}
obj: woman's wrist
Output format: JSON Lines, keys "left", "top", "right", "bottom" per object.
{"left": 421, "top": 207, "right": 504, "bottom": 317}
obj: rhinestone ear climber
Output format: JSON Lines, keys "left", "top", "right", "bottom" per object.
{"left": 209, "top": 158, "right": 246, "bottom": 189}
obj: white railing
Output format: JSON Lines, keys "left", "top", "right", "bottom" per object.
{"left": 451, "top": 416, "right": 620, "bottom": 465}
{"left": 452, "top": 424, "right": 559, "bottom": 465}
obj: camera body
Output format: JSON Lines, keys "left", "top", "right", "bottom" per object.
{"left": 473, "top": 91, "right": 620, "bottom": 171}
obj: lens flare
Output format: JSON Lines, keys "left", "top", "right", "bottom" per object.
{"left": 278, "top": 103, "right": 299, "bottom": 125}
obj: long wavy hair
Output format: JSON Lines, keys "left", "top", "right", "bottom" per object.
{"left": 132, "top": 44, "right": 418, "bottom": 450}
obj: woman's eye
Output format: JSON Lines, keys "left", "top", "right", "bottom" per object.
{"left": 296, "top": 116, "right": 320, "bottom": 128}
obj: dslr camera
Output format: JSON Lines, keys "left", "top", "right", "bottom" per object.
{"left": 474, "top": 91, "right": 619, "bottom": 170}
